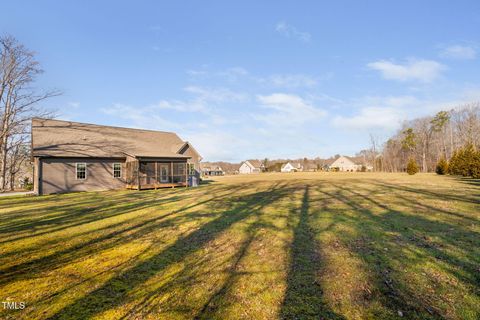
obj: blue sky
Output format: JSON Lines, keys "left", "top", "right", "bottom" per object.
{"left": 3, "top": 1, "right": 480, "bottom": 161}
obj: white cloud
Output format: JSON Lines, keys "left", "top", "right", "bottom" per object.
{"left": 440, "top": 45, "right": 476, "bottom": 60}
{"left": 186, "top": 66, "right": 248, "bottom": 82}
{"left": 183, "top": 86, "right": 247, "bottom": 103}
{"left": 275, "top": 21, "right": 311, "bottom": 42}
{"left": 101, "top": 86, "right": 247, "bottom": 130}
{"left": 184, "top": 131, "right": 248, "bottom": 161}
{"left": 333, "top": 107, "right": 404, "bottom": 130}
{"left": 186, "top": 69, "right": 208, "bottom": 77}
{"left": 264, "top": 74, "right": 318, "bottom": 88}
{"left": 332, "top": 95, "right": 420, "bottom": 130}
{"left": 154, "top": 100, "right": 207, "bottom": 113}
{"left": 217, "top": 67, "right": 248, "bottom": 81}
{"left": 255, "top": 93, "right": 326, "bottom": 125}
{"left": 367, "top": 59, "right": 446, "bottom": 82}
{"left": 101, "top": 104, "right": 181, "bottom": 131}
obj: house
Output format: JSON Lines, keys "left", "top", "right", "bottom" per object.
{"left": 238, "top": 160, "right": 263, "bottom": 174}
{"left": 280, "top": 161, "right": 303, "bottom": 172}
{"left": 329, "top": 155, "right": 362, "bottom": 172}
{"left": 201, "top": 165, "right": 224, "bottom": 176}
{"left": 303, "top": 162, "right": 319, "bottom": 172}
{"left": 31, "top": 118, "right": 202, "bottom": 195}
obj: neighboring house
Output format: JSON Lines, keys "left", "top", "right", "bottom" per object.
{"left": 32, "top": 118, "right": 202, "bottom": 195}
{"left": 201, "top": 166, "right": 224, "bottom": 176}
{"left": 280, "top": 161, "right": 303, "bottom": 172}
{"left": 303, "top": 163, "right": 318, "bottom": 172}
{"left": 329, "top": 156, "right": 362, "bottom": 172}
{"left": 239, "top": 160, "right": 263, "bottom": 174}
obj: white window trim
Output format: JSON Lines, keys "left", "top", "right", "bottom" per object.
{"left": 188, "top": 163, "right": 195, "bottom": 175}
{"left": 76, "top": 163, "right": 87, "bottom": 180}
{"left": 113, "top": 163, "right": 122, "bottom": 178}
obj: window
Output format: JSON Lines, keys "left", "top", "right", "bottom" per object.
{"left": 76, "top": 163, "right": 86, "bottom": 180}
{"left": 113, "top": 163, "right": 121, "bottom": 178}
{"left": 188, "top": 163, "right": 195, "bottom": 175}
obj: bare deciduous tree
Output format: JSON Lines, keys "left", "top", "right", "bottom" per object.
{"left": 0, "top": 35, "right": 59, "bottom": 191}
{"left": 378, "top": 103, "right": 480, "bottom": 173}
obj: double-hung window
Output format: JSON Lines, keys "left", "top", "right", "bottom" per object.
{"left": 76, "top": 163, "right": 87, "bottom": 180}
{"left": 188, "top": 163, "right": 195, "bottom": 175}
{"left": 113, "top": 163, "right": 122, "bottom": 178}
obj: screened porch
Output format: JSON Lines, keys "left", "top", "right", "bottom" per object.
{"left": 126, "top": 159, "right": 188, "bottom": 190}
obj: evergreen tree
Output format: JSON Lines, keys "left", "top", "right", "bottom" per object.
{"left": 406, "top": 157, "right": 419, "bottom": 175}
{"left": 435, "top": 157, "right": 448, "bottom": 175}
{"left": 448, "top": 144, "right": 480, "bottom": 178}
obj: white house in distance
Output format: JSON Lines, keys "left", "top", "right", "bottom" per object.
{"left": 239, "top": 160, "right": 263, "bottom": 174}
{"left": 201, "top": 165, "right": 224, "bottom": 176}
{"left": 281, "top": 161, "right": 303, "bottom": 172}
{"left": 329, "top": 156, "right": 364, "bottom": 172}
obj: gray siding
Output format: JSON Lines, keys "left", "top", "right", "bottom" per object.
{"left": 179, "top": 144, "right": 201, "bottom": 176}
{"left": 40, "top": 158, "right": 126, "bottom": 195}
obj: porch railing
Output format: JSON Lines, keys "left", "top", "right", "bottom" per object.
{"left": 138, "top": 175, "right": 186, "bottom": 185}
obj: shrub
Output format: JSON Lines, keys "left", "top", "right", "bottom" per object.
{"left": 406, "top": 157, "right": 419, "bottom": 175}
{"left": 435, "top": 157, "right": 448, "bottom": 175}
{"left": 448, "top": 150, "right": 459, "bottom": 175}
{"left": 448, "top": 144, "right": 480, "bottom": 178}
{"left": 25, "top": 183, "right": 34, "bottom": 191}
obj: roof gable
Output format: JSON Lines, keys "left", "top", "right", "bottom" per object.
{"left": 330, "top": 156, "right": 356, "bottom": 167}
{"left": 177, "top": 141, "right": 203, "bottom": 161}
{"left": 281, "top": 162, "right": 293, "bottom": 169}
{"left": 246, "top": 160, "right": 262, "bottom": 168}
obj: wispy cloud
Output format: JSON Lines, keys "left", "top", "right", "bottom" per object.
{"left": 262, "top": 74, "right": 319, "bottom": 88}
{"left": 184, "top": 131, "right": 249, "bottom": 161}
{"left": 100, "top": 86, "right": 247, "bottom": 130}
{"left": 183, "top": 86, "right": 248, "bottom": 103}
{"left": 440, "top": 45, "right": 476, "bottom": 60}
{"left": 186, "top": 66, "right": 248, "bottom": 82}
{"left": 331, "top": 95, "right": 421, "bottom": 130}
{"left": 275, "top": 21, "right": 311, "bottom": 42}
{"left": 330, "top": 92, "right": 480, "bottom": 132}
{"left": 333, "top": 106, "right": 405, "bottom": 130}
{"left": 101, "top": 104, "right": 181, "bottom": 130}
{"left": 367, "top": 58, "right": 446, "bottom": 82}
{"left": 255, "top": 93, "right": 326, "bottom": 126}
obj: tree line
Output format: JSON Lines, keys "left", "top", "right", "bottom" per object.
{"left": 0, "top": 35, "right": 58, "bottom": 191}
{"left": 376, "top": 102, "right": 480, "bottom": 177}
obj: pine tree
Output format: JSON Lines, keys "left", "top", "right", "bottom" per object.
{"left": 448, "top": 144, "right": 480, "bottom": 178}
{"left": 435, "top": 157, "right": 448, "bottom": 175}
{"left": 406, "top": 157, "right": 419, "bottom": 175}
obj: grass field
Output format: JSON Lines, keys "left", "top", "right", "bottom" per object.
{"left": 0, "top": 172, "right": 479, "bottom": 320}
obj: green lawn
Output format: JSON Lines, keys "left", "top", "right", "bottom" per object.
{"left": 0, "top": 173, "right": 479, "bottom": 320}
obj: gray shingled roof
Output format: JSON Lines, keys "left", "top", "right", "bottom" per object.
{"left": 246, "top": 159, "right": 262, "bottom": 168}
{"left": 32, "top": 118, "right": 193, "bottom": 158}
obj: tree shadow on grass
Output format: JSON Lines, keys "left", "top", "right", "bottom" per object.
{"left": 371, "top": 179, "right": 480, "bottom": 204}
{"left": 319, "top": 182, "right": 479, "bottom": 319}
{"left": 343, "top": 184, "right": 480, "bottom": 288}
{"left": 0, "top": 184, "right": 237, "bottom": 246}
{"left": 0, "top": 185, "right": 244, "bottom": 287}
{"left": 280, "top": 185, "right": 345, "bottom": 320}
{"left": 46, "top": 183, "right": 290, "bottom": 320}
{"left": 460, "top": 178, "right": 480, "bottom": 187}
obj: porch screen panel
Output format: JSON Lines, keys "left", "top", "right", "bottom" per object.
{"left": 126, "top": 161, "right": 138, "bottom": 185}
{"left": 146, "top": 162, "right": 156, "bottom": 184}
{"left": 173, "top": 163, "right": 186, "bottom": 183}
